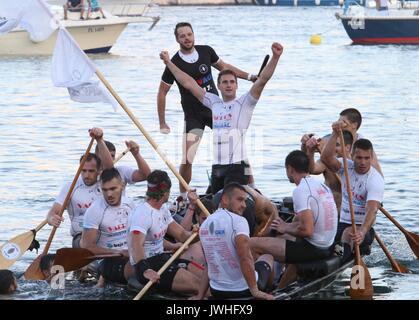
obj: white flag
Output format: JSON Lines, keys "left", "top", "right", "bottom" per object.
{"left": 68, "top": 81, "right": 118, "bottom": 111}
{"left": 52, "top": 27, "right": 118, "bottom": 111}
{"left": 0, "top": 0, "right": 58, "bottom": 42}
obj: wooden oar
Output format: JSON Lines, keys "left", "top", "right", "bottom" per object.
{"left": 133, "top": 232, "right": 198, "bottom": 300}
{"left": 53, "top": 248, "right": 122, "bottom": 273}
{"left": 339, "top": 129, "right": 373, "bottom": 300}
{"left": 258, "top": 54, "right": 270, "bottom": 77}
{"left": 379, "top": 207, "right": 419, "bottom": 258}
{"left": 0, "top": 220, "right": 48, "bottom": 269}
{"left": 113, "top": 147, "right": 130, "bottom": 164}
{"left": 374, "top": 233, "right": 409, "bottom": 273}
{"left": 24, "top": 138, "right": 95, "bottom": 280}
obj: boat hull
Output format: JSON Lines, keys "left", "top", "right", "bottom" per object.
{"left": 340, "top": 15, "right": 419, "bottom": 44}
{"left": 0, "top": 19, "right": 128, "bottom": 55}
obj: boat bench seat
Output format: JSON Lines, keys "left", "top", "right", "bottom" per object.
{"left": 296, "top": 255, "right": 342, "bottom": 280}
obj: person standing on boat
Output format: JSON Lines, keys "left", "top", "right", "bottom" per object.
{"left": 249, "top": 150, "right": 338, "bottom": 265}
{"left": 87, "top": 0, "right": 106, "bottom": 19}
{"left": 63, "top": 0, "right": 85, "bottom": 20}
{"left": 321, "top": 122, "right": 384, "bottom": 262}
{"left": 46, "top": 128, "right": 113, "bottom": 248}
{"left": 157, "top": 22, "right": 258, "bottom": 203}
{"left": 159, "top": 42, "right": 283, "bottom": 196}
{"left": 126, "top": 170, "right": 204, "bottom": 296}
{"left": 191, "top": 183, "right": 274, "bottom": 300}
{"left": 95, "top": 140, "right": 151, "bottom": 185}
{"left": 80, "top": 168, "right": 134, "bottom": 286}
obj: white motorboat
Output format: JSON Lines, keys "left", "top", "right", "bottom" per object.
{"left": 0, "top": 2, "right": 160, "bottom": 55}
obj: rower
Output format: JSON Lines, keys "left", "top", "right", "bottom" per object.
{"left": 95, "top": 140, "right": 151, "bottom": 185}
{"left": 321, "top": 121, "right": 384, "bottom": 262}
{"left": 80, "top": 168, "right": 134, "bottom": 287}
{"left": 126, "top": 170, "right": 204, "bottom": 296}
{"left": 0, "top": 270, "right": 18, "bottom": 294}
{"left": 302, "top": 130, "right": 353, "bottom": 212}
{"left": 249, "top": 151, "right": 338, "bottom": 287}
{"left": 191, "top": 183, "right": 274, "bottom": 300}
{"left": 46, "top": 128, "right": 113, "bottom": 248}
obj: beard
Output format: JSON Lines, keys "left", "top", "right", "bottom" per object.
{"left": 180, "top": 41, "right": 194, "bottom": 52}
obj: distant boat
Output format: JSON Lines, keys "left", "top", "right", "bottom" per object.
{"left": 254, "top": 0, "right": 343, "bottom": 6}
{"left": 336, "top": 7, "right": 419, "bottom": 44}
{"left": 0, "top": 1, "right": 160, "bottom": 55}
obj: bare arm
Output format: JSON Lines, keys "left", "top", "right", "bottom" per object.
{"left": 129, "top": 231, "right": 146, "bottom": 264}
{"left": 359, "top": 200, "right": 379, "bottom": 238}
{"left": 236, "top": 235, "right": 273, "bottom": 300}
{"left": 157, "top": 81, "right": 171, "bottom": 134}
{"left": 160, "top": 51, "right": 206, "bottom": 103}
{"left": 271, "top": 211, "right": 314, "bottom": 238}
{"left": 81, "top": 229, "right": 126, "bottom": 256}
{"left": 250, "top": 42, "right": 283, "bottom": 100}
{"left": 167, "top": 220, "right": 194, "bottom": 243}
{"left": 46, "top": 202, "right": 64, "bottom": 227}
{"left": 213, "top": 59, "right": 253, "bottom": 81}
{"left": 372, "top": 149, "right": 384, "bottom": 177}
{"left": 320, "top": 131, "right": 341, "bottom": 173}
{"left": 89, "top": 127, "right": 113, "bottom": 170}
{"left": 125, "top": 140, "right": 151, "bottom": 182}
{"left": 180, "top": 205, "right": 196, "bottom": 231}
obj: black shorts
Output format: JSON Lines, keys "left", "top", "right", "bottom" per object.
{"left": 137, "top": 253, "right": 191, "bottom": 292}
{"left": 335, "top": 222, "right": 375, "bottom": 255}
{"left": 210, "top": 260, "right": 271, "bottom": 299}
{"left": 98, "top": 257, "right": 129, "bottom": 284}
{"left": 211, "top": 161, "right": 250, "bottom": 195}
{"left": 185, "top": 111, "right": 212, "bottom": 133}
{"left": 285, "top": 237, "right": 332, "bottom": 263}
{"left": 72, "top": 233, "right": 82, "bottom": 248}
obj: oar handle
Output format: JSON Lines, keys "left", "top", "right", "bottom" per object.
{"left": 338, "top": 129, "right": 361, "bottom": 261}
{"left": 133, "top": 232, "right": 198, "bottom": 300}
{"left": 374, "top": 233, "right": 402, "bottom": 273}
{"left": 113, "top": 147, "right": 130, "bottom": 164}
{"left": 95, "top": 70, "right": 210, "bottom": 217}
{"left": 42, "top": 138, "right": 95, "bottom": 255}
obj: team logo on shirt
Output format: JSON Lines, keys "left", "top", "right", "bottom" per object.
{"left": 199, "top": 64, "right": 209, "bottom": 74}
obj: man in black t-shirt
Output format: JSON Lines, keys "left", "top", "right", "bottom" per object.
{"left": 157, "top": 22, "right": 256, "bottom": 200}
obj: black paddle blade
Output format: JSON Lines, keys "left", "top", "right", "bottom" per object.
{"left": 27, "top": 239, "right": 40, "bottom": 253}
{"left": 258, "top": 54, "right": 270, "bottom": 77}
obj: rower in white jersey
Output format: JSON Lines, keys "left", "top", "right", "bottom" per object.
{"left": 249, "top": 151, "right": 338, "bottom": 288}
{"left": 95, "top": 140, "right": 151, "bottom": 186}
{"left": 321, "top": 121, "right": 384, "bottom": 262}
{"left": 81, "top": 168, "right": 134, "bottom": 286}
{"left": 125, "top": 170, "right": 204, "bottom": 296}
{"left": 160, "top": 42, "right": 284, "bottom": 195}
{"left": 193, "top": 183, "right": 274, "bottom": 300}
{"left": 46, "top": 128, "right": 114, "bottom": 248}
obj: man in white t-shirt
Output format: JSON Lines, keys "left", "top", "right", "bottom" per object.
{"left": 126, "top": 170, "right": 204, "bottom": 295}
{"left": 192, "top": 183, "right": 274, "bottom": 300}
{"left": 159, "top": 42, "right": 283, "bottom": 195}
{"left": 95, "top": 140, "right": 151, "bottom": 185}
{"left": 46, "top": 128, "right": 114, "bottom": 248}
{"left": 321, "top": 121, "right": 384, "bottom": 261}
{"left": 250, "top": 151, "right": 338, "bottom": 266}
{"left": 81, "top": 167, "right": 134, "bottom": 285}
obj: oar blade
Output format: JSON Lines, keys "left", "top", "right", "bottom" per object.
{"left": 349, "top": 259, "right": 373, "bottom": 300}
{"left": 54, "top": 248, "right": 94, "bottom": 272}
{"left": 24, "top": 254, "right": 46, "bottom": 280}
{"left": 406, "top": 232, "right": 419, "bottom": 259}
{"left": 0, "top": 230, "right": 35, "bottom": 269}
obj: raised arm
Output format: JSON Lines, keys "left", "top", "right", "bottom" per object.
{"left": 125, "top": 140, "right": 151, "bottom": 182}
{"left": 160, "top": 51, "right": 206, "bottom": 103}
{"left": 305, "top": 136, "right": 328, "bottom": 175}
{"left": 320, "top": 121, "right": 346, "bottom": 173}
{"left": 89, "top": 127, "right": 113, "bottom": 170}
{"left": 250, "top": 42, "right": 283, "bottom": 100}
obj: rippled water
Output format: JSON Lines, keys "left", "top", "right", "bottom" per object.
{"left": 1, "top": 5, "right": 419, "bottom": 300}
